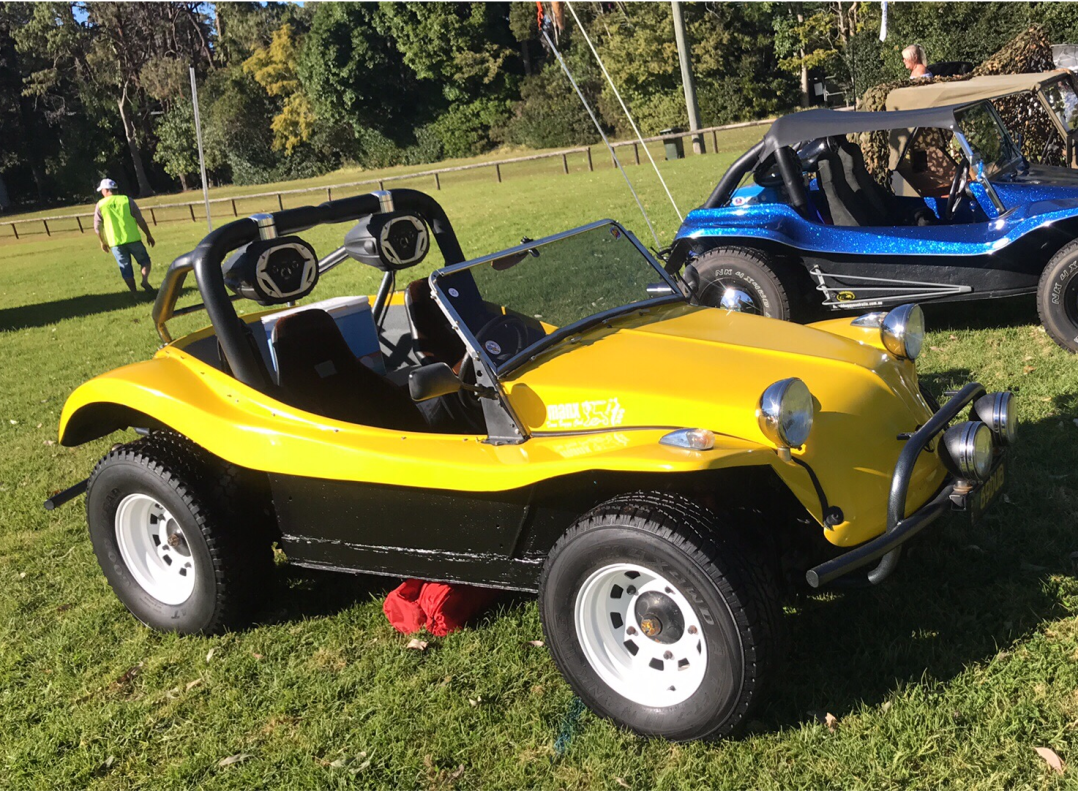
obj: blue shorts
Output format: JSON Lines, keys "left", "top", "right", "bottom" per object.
{"left": 111, "top": 241, "right": 151, "bottom": 280}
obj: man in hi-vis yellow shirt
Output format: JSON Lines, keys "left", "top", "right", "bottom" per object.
{"left": 93, "top": 178, "right": 156, "bottom": 296}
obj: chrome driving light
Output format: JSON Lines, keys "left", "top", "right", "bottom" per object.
{"left": 941, "top": 421, "right": 994, "bottom": 482}
{"left": 757, "top": 378, "right": 814, "bottom": 448}
{"left": 881, "top": 304, "right": 925, "bottom": 360}
{"left": 659, "top": 428, "right": 716, "bottom": 451}
{"left": 973, "top": 391, "right": 1017, "bottom": 446}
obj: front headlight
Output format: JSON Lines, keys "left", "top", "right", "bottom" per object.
{"left": 942, "top": 421, "right": 994, "bottom": 481}
{"left": 973, "top": 391, "right": 1017, "bottom": 446}
{"left": 757, "top": 378, "right": 813, "bottom": 448}
{"left": 881, "top": 304, "right": 925, "bottom": 360}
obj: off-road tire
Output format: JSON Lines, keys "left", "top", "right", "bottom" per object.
{"left": 85, "top": 434, "right": 274, "bottom": 634}
{"left": 1037, "top": 240, "right": 1078, "bottom": 352}
{"left": 686, "top": 247, "right": 794, "bottom": 321}
{"left": 538, "top": 492, "right": 781, "bottom": 741}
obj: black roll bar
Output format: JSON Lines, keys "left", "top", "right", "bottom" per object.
{"left": 704, "top": 141, "right": 765, "bottom": 209}
{"left": 153, "top": 189, "right": 465, "bottom": 392}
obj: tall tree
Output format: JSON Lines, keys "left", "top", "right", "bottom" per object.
{"left": 244, "top": 24, "right": 317, "bottom": 155}
{"left": 18, "top": 2, "right": 213, "bottom": 198}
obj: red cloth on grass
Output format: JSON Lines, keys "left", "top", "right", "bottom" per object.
{"left": 383, "top": 579, "right": 501, "bottom": 637}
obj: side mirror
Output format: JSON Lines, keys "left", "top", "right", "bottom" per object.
{"left": 408, "top": 362, "right": 463, "bottom": 402}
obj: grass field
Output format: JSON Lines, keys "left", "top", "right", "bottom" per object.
{"left": 1, "top": 137, "right": 1077, "bottom": 790}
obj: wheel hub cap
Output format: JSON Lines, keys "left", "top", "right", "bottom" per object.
{"left": 574, "top": 563, "right": 708, "bottom": 708}
{"left": 114, "top": 493, "right": 196, "bottom": 605}
{"left": 634, "top": 591, "right": 684, "bottom": 644}
{"left": 720, "top": 286, "right": 755, "bottom": 313}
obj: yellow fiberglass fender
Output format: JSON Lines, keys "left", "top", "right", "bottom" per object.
{"left": 59, "top": 346, "right": 791, "bottom": 495}
{"left": 502, "top": 305, "right": 946, "bottom": 548}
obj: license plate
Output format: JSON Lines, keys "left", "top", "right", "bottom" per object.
{"left": 968, "top": 458, "right": 1006, "bottom": 523}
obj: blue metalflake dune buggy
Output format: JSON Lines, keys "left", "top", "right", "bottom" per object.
{"left": 665, "top": 100, "right": 1078, "bottom": 352}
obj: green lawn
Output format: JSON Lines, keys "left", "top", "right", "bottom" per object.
{"left": 1, "top": 141, "right": 1077, "bottom": 789}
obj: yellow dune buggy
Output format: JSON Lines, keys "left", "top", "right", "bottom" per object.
{"left": 52, "top": 189, "right": 1015, "bottom": 741}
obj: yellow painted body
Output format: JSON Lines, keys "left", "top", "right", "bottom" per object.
{"left": 60, "top": 299, "right": 946, "bottom": 550}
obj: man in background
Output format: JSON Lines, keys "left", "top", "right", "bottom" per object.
{"left": 94, "top": 178, "right": 156, "bottom": 296}
{"left": 902, "top": 44, "right": 933, "bottom": 79}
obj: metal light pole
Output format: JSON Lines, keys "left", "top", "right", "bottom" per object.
{"left": 671, "top": 1, "right": 704, "bottom": 154}
{"left": 189, "top": 66, "right": 212, "bottom": 231}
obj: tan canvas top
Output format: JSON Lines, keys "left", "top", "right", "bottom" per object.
{"left": 886, "top": 71, "right": 1069, "bottom": 110}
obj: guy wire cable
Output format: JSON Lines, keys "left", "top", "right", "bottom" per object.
{"left": 566, "top": 1, "right": 683, "bottom": 221}
{"left": 541, "top": 27, "right": 662, "bottom": 251}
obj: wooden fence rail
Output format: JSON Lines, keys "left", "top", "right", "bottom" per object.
{"left": 0, "top": 116, "right": 787, "bottom": 240}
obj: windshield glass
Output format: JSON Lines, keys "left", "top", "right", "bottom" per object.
{"left": 432, "top": 222, "right": 678, "bottom": 372}
{"left": 1042, "top": 77, "right": 1078, "bottom": 133}
{"left": 954, "top": 102, "right": 1022, "bottom": 175}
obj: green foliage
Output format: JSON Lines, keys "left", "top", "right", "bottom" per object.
{"left": 428, "top": 97, "right": 514, "bottom": 159}
{"left": 500, "top": 58, "right": 603, "bottom": 149}
{"left": 12, "top": 1, "right": 1078, "bottom": 209}
{"left": 152, "top": 101, "right": 200, "bottom": 185}
{"left": 243, "top": 23, "right": 318, "bottom": 155}
{"left": 299, "top": 2, "right": 428, "bottom": 161}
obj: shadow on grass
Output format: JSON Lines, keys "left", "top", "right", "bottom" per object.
{"left": 754, "top": 386, "right": 1078, "bottom": 734}
{"left": 254, "top": 565, "right": 394, "bottom": 627}
{"left": 0, "top": 290, "right": 156, "bottom": 332}
{"left": 923, "top": 294, "right": 1039, "bottom": 333}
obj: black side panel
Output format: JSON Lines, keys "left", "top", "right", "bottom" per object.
{"left": 271, "top": 474, "right": 543, "bottom": 590}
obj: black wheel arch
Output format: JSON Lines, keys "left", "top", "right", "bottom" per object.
{"left": 517, "top": 465, "right": 818, "bottom": 593}
{"left": 61, "top": 403, "right": 168, "bottom": 447}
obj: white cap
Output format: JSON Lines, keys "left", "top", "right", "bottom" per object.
{"left": 97, "top": 178, "right": 118, "bottom": 192}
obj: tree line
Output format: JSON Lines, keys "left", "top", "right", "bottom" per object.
{"left": 3, "top": 2, "right": 1078, "bottom": 211}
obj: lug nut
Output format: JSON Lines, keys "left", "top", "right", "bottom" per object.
{"left": 626, "top": 585, "right": 636, "bottom": 596}
{"left": 626, "top": 626, "right": 637, "bottom": 635}
{"left": 665, "top": 587, "right": 673, "bottom": 594}
{"left": 663, "top": 651, "right": 673, "bottom": 660}
{"left": 687, "top": 625, "right": 698, "bottom": 635}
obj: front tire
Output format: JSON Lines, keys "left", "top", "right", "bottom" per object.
{"left": 86, "top": 437, "right": 271, "bottom": 634}
{"left": 684, "top": 247, "right": 794, "bottom": 321}
{"left": 1038, "top": 240, "right": 1078, "bottom": 352}
{"left": 538, "top": 492, "right": 779, "bottom": 741}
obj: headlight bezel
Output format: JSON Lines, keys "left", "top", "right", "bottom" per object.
{"left": 881, "top": 303, "right": 926, "bottom": 361}
{"left": 757, "top": 377, "right": 814, "bottom": 449}
{"left": 941, "top": 421, "right": 994, "bottom": 482}
{"left": 973, "top": 391, "right": 1017, "bottom": 446}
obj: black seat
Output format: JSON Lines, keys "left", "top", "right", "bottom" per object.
{"left": 836, "top": 140, "right": 891, "bottom": 226}
{"left": 821, "top": 140, "right": 936, "bottom": 227}
{"left": 818, "top": 150, "right": 866, "bottom": 227}
{"left": 272, "top": 308, "right": 428, "bottom": 431}
{"left": 404, "top": 271, "right": 495, "bottom": 370}
{"left": 404, "top": 279, "right": 466, "bottom": 370}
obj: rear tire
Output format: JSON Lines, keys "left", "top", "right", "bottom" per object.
{"left": 85, "top": 435, "right": 273, "bottom": 634}
{"left": 1037, "top": 240, "right": 1078, "bottom": 352}
{"left": 685, "top": 247, "right": 794, "bottom": 321}
{"left": 538, "top": 492, "right": 780, "bottom": 741}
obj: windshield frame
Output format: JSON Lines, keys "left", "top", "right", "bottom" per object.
{"left": 1037, "top": 74, "right": 1078, "bottom": 136}
{"left": 953, "top": 100, "right": 1024, "bottom": 180}
{"left": 430, "top": 219, "right": 683, "bottom": 379}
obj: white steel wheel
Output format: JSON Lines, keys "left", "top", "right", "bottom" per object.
{"left": 541, "top": 492, "right": 779, "bottom": 740}
{"left": 575, "top": 562, "right": 708, "bottom": 708}
{"left": 114, "top": 493, "right": 196, "bottom": 605}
